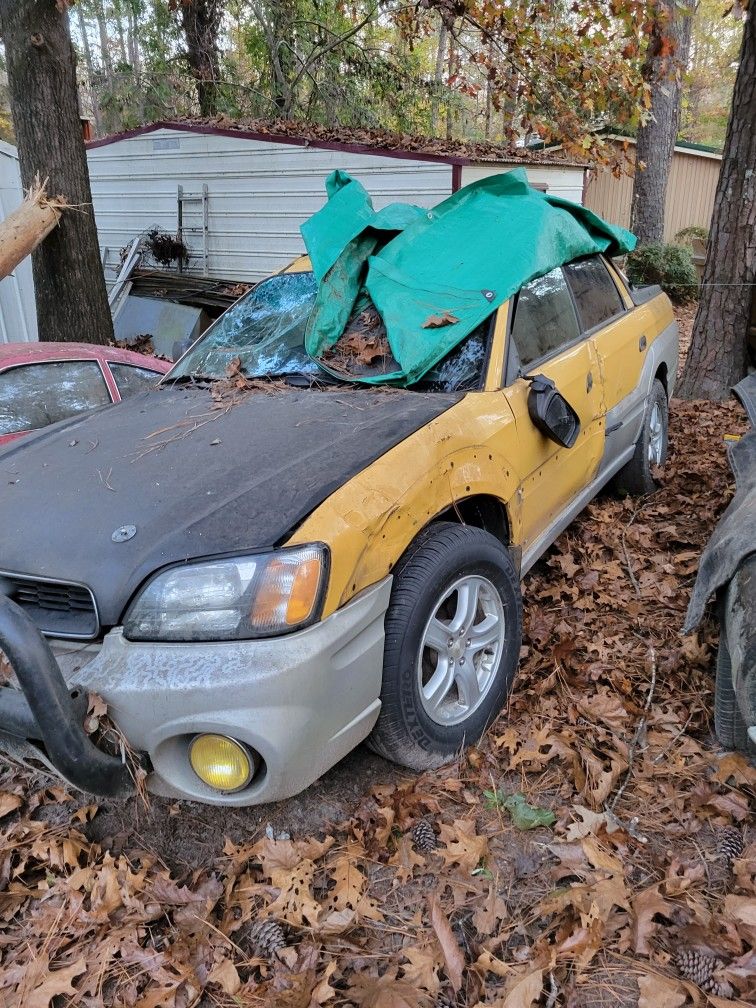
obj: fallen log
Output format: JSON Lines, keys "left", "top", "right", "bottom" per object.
{"left": 0, "top": 176, "right": 67, "bottom": 281}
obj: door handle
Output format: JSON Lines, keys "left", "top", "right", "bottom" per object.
{"left": 639, "top": 334, "right": 647, "bottom": 351}
{"left": 586, "top": 371, "right": 593, "bottom": 393}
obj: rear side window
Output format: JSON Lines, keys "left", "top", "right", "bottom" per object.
{"left": 109, "top": 363, "right": 161, "bottom": 399}
{"left": 510, "top": 267, "right": 581, "bottom": 369}
{"left": 0, "top": 360, "right": 111, "bottom": 435}
{"left": 564, "top": 256, "right": 625, "bottom": 332}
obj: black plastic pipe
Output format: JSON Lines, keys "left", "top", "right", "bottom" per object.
{"left": 0, "top": 597, "right": 132, "bottom": 797}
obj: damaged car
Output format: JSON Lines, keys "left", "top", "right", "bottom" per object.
{"left": 0, "top": 169, "right": 678, "bottom": 805}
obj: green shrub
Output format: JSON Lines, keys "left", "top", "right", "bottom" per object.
{"left": 626, "top": 243, "right": 699, "bottom": 303}
{"left": 674, "top": 225, "right": 709, "bottom": 246}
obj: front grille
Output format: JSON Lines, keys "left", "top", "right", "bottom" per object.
{"left": 0, "top": 573, "right": 99, "bottom": 639}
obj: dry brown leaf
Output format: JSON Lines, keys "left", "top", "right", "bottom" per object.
{"left": 208, "top": 957, "right": 241, "bottom": 995}
{"left": 482, "top": 968, "right": 544, "bottom": 1008}
{"left": 632, "top": 885, "right": 677, "bottom": 955}
{"left": 25, "top": 959, "right": 87, "bottom": 1008}
{"left": 347, "top": 966, "right": 430, "bottom": 1007}
{"left": 421, "top": 310, "right": 459, "bottom": 329}
{"left": 400, "top": 944, "right": 442, "bottom": 995}
{"left": 428, "top": 895, "right": 465, "bottom": 993}
{"left": 723, "top": 895, "right": 756, "bottom": 927}
{"left": 438, "top": 818, "right": 488, "bottom": 874}
{"left": 0, "top": 791, "right": 22, "bottom": 818}
{"left": 637, "top": 972, "right": 688, "bottom": 1008}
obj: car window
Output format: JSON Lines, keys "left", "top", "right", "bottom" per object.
{"left": 510, "top": 267, "right": 581, "bottom": 369}
{"left": 0, "top": 360, "right": 111, "bottom": 435}
{"left": 414, "top": 318, "right": 492, "bottom": 392}
{"left": 109, "top": 363, "right": 161, "bottom": 399}
{"left": 563, "top": 256, "right": 625, "bottom": 332}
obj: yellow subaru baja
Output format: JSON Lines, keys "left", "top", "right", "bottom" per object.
{"left": 0, "top": 171, "right": 677, "bottom": 805}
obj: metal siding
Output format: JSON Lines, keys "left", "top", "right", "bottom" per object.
{"left": 585, "top": 143, "right": 722, "bottom": 241}
{"left": 0, "top": 141, "right": 38, "bottom": 343}
{"left": 87, "top": 129, "right": 454, "bottom": 283}
{"left": 460, "top": 162, "right": 586, "bottom": 203}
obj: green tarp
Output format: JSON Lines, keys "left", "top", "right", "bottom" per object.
{"left": 301, "top": 167, "right": 636, "bottom": 386}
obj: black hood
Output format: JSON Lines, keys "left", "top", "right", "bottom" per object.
{"left": 0, "top": 386, "right": 460, "bottom": 626}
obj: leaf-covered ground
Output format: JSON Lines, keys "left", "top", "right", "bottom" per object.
{"left": 1, "top": 355, "right": 754, "bottom": 1007}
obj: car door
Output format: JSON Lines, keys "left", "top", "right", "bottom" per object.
{"left": 563, "top": 256, "right": 649, "bottom": 465}
{"left": 498, "top": 266, "right": 606, "bottom": 563}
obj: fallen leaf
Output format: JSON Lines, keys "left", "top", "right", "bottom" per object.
{"left": 428, "top": 895, "right": 465, "bottom": 993}
{"left": 502, "top": 792, "right": 556, "bottom": 830}
{"left": 422, "top": 310, "right": 459, "bottom": 328}
{"left": 0, "top": 792, "right": 22, "bottom": 818}
{"left": 439, "top": 818, "right": 488, "bottom": 873}
{"left": 637, "top": 972, "right": 687, "bottom": 1008}
{"left": 25, "top": 959, "right": 87, "bottom": 1008}
{"left": 208, "top": 957, "right": 240, "bottom": 995}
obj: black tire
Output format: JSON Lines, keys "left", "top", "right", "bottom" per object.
{"left": 715, "top": 568, "right": 756, "bottom": 760}
{"left": 613, "top": 378, "right": 669, "bottom": 496}
{"left": 368, "top": 522, "right": 522, "bottom": 770}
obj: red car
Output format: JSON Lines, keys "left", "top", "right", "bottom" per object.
{"left": 0, "top": 342, "right": 171, "bottom": 446}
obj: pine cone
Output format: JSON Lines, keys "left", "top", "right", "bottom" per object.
{"left": 675, "top": 948, "right": 731, "bottom": 995}
{"left": 718, "top": 825, "right": 745, "bottom": 865}
{"left": 412, "top": 818, "right": 438, "bottom": 853}
{"left": 247, "top": 918, "right": 287, "bottom": 959}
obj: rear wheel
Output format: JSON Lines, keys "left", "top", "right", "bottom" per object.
{"left": 368, "top": 522, "right": 522, "bottom": 770}
{"left": 613, "top": 378, "right": 669, "bottom": 496}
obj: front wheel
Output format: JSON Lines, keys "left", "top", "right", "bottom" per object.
{"left": 613, "top": 378, "right": 669, "bottom": 496}
{"left": 368, "top": 522, "right": 522, "bottom": 770}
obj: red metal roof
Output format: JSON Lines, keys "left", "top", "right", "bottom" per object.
{"left": 85, "top": 119, "right": 588, "bottom": 170}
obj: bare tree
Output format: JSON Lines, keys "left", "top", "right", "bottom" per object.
{"left": 629, "top": 1, "right": 696, "bottom": 245}
{"left": 0, "top": 0, "right": 113, "bottom": 345}
{"left": 678, "top": 3, "right": 755, "bottom": 400}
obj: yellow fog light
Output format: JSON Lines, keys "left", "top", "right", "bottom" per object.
{"left": 189, "top": 734, "right": 254, "bottom": 792}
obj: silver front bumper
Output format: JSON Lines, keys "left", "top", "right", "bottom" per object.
{"left": 50, "top": 577, "right": 392, "bottom": 805}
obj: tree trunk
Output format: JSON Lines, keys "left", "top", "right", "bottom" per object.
{"left": 93, "top": 0, "right": 114, "bottom": 88}
{"left": 0, "top": 0, "right": 113, "bottom": 345}
{"left": 629, "top": 1, "right": 695, "bottom": 246}
{"left": 429, "top": 20, "right": 447, "bottom": 135}
{"left": 75, "top": 3, "right": 103, "bottom": 135}
{"left": 0, "top": 181, "right": 62, "bottom": 280}
{"left": 180, "top": 0, "right": 222, "bottom": 116}
{"left": 678, "top": 6, "right": 755, "bottom": 400}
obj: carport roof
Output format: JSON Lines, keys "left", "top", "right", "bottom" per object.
{"left": 84, "top": 118, "right": 589, "bottom": 170}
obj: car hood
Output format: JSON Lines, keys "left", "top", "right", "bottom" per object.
{"left": 0, "top": 385, "right": 460, "bottom": 626}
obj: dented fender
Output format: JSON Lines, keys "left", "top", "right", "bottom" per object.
{"left": 289, "top": 394, "right": 521, "bottom": 614}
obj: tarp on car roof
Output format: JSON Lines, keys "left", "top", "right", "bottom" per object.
{"left": 300, "top": 167, "right": 636, "bottom": 386}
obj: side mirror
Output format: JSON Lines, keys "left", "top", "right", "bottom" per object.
{"left": 526, "top": 374, "right": 581, "bottom": 448}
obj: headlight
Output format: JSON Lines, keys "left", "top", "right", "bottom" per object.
{"left": 123, "top": 544, "right": 328, "bottom": 642}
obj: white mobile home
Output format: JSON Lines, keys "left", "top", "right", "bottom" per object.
{"left": 0, "top": 121, "right": 588, "bottom": 339}
{"left": 0, "top": 139, "right": 38, "bottom": 343}
{"left": 86, "top": 121, "right": 588, "bottom": 286}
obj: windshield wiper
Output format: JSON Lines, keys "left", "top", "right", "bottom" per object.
{"left": 161, "top": 372, "right": 215, "bottom": 386}
{"left": 252, "top": 370, "right": 345, "bottom": 387}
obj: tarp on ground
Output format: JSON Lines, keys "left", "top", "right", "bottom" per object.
{"left": 300, "top": 167, "right": 636, "bottom": 386}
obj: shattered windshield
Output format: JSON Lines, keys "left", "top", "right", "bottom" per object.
{"left": 169, "top": 272, "right": 320, "bottom": 382}
{"left": 167, "top": 271, "right": 490, "bottom": 392}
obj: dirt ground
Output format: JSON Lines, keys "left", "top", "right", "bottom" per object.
{"left": 0, "top": 303, "right": 754, "bottom": 1008}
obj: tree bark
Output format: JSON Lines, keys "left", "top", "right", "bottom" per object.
{"left": 0, "top": 0, "right": 113, "bottom": 345}
{"left": 678, "top": 6, "right": 755, "bottom": 400}
{"left": 629, "top": 1, "right": 695, "bottom": 246}
{"left": 179, "top": 0, "right": 222, "bottom": 116}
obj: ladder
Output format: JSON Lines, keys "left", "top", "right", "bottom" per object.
{"left": 177, "top": 184, "right": 209, "bottom": 276}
